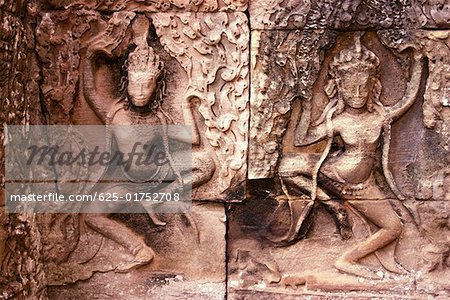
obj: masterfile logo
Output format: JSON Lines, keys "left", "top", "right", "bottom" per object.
{"left": 5, "top": 125, "right": 192, "bottom": 213}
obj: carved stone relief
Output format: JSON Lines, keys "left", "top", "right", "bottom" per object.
{"left": 415, "top": 0, "right": 450, "bottom": 27}
{"left": 1, "top": 0, "right": 47, "bottom": 299}
{"left": 43, "top": 203, "right": 226, "bottom": 299}
{"left": 239, "top": 28, "right": 450, "bottom": 298}
{"left": 39, "top": 0, "right": 247, "bottom": 12}
{"left": 1, "top": 1, "right": 450, "bottom": 299}
{"left": 249, "top": 0, "right": 420, "bottom": 30}
{"left": 250, "top": 0, "right": 450, "bottom": 30}
{"left": 36, "top": 11, "right": 248, "bottom": 201}
{"left": 31, "top": 8, "right": 246, "bottom": 298}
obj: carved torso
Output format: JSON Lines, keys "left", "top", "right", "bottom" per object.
{"left": 322, "top": 110, "right": 384, "bottom": 184}
{"left": 107, "top": 100, "right": 166, "bottom": 181}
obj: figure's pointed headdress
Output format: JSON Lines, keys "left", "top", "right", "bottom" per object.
{"left": 329, "top": 34, "right": 380, "bottom": 78}
{"left": 127, "top": 16, "right": 163, "bottom": 77}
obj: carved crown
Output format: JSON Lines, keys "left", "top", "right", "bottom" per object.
{"left": 127, "top": 44, "right": 163, "bottom": 77}
{"left": 329, "top": 36, "right": 380, "bottom": 78}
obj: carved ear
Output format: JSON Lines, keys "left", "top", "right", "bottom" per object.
{"left": 324, "top": 79, "right": 337, "bottom": 99}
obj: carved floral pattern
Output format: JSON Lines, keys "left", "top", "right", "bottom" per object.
{"left": 153, "top": 12, "right": 249, "bottom": 191}
{"left": 41, "top": 0, "right": 247, "bottom": 12}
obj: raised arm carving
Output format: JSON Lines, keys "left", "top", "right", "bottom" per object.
{"left": 83, "top": 40, "right": 121, "bottom": 124}
{"left": 387, "top": 52, "right": 424, "bottom": 120}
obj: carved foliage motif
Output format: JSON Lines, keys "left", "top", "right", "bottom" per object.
{"left": 153, "top": 12, "right": 249, "bottom": 192}
{"left": 35, "top": 11, "right": 249, "bottom": 195}
{"left": 415, "top": 0, "right": 450, "bottom": 27}
{"left": 36, "top": 10, "right": 106, "bottom": 124}
{"left": 40, "top": 0, "right": 247, "bottom": 12}
{"left": 1, "top": 1, "right": 46, "bottom": 298}
{"left": 249, "top": 29, "right": 335, "bottom": 178}
{"left": 250, "top": 0, "right": 418, "bottom": 30}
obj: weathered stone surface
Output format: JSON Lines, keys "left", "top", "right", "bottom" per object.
{"left": 249, "top": 29, "right": 336, "bottom": 179}
{"left": 244, "top": 27, "right": 450, "bottom": 298}
{"left": 415, "top": 0, "right": 450, "bottom": 28}
{"left": 249, "top": 29, "right": 450, "bottom": 201}
{"left": 44, "top": 203, "right": 226, "bottom": 299}
{"left": 249, "top": 0, "right": 450, "bottom": 30}
{"left": 1, "top": 0, "right": 47, "bottom": 299}
{"left": 249, "top": 0, "right": 419, "bottom": 30}
{"left": 1, "top": 1, "right": 450, "bottom": 299}
{"left": 228, "top": 189, "right": 450, "bottom": 298}
{"left": 38, "top": 0, "right": 247, "bottom": 12}
{"left": 36, "top": 11, "right": 249, "bottom": 201}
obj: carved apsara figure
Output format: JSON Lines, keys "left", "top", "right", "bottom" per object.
{"left": 278, "top": 35, "right": 423, "bottom": 279}
{"left": 81, "top": 17, "right": 215, "bottom": 272}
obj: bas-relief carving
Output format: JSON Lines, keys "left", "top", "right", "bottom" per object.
{"left": 1, "top": 1, "right": 47, "bottom": 298}
{"left": 249, "top": 29, "right": 336, "bottom": 179}
{"left": 2, "top": 1, "right": 450, "bottom": 299}
{"left": 34, "top": 10, "right": 245, "bottom": 293}
{"left": 42, "top": 203, "right": 226, "bottom": 298}
{"left": 40, "top": 0, "right": 247, "bottom": 12}
{"left": 277, "top": 33, "right": 422, "bottom": 278}
{"left": 249, "top": 0, "right": 420, "bottom": 30}
{"left": 36, "top": 11, "right": 248, "bottom": 200}
{"left": 415, "top": 0, "right": 450, "bottom": 27}
{"left": 76, "top": 15, "right": 215, "bottom": 274}
{"left": 239, "top": 29, "right": 450, "bottom": 297}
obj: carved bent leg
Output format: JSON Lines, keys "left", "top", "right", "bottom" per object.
{"left": 335, "top": 200, "right": 403, "bottom": 279}
{"left": 84, "top": 213, "right": 154, "bottom": 272}
{"left": 279, "top": 152, "right": 329, "bottom": 199}
{"left": 278, "top": 153, "right": 351, "bottom": 239}
{"left": 81, "top": 188, "right": 155, "bottom": 272}
{"left": 280, "top": 175, "right": 331, "bottom": 201}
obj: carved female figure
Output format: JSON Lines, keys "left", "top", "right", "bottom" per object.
{"left": 81, "top": 18, "right": 215, "bottom": 272}
{"left": 278, "top": 36, "right": 423, "bottom": 279}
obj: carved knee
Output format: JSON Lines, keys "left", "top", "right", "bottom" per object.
{"left": 389, "top": 219, "right": 403, "bottom": 238}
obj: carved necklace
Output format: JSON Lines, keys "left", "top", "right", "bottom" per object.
{"left": 104, "top": 100, "right": 184, "bottom": 193}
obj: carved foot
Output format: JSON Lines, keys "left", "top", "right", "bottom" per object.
{"left": 282, "top": 275, "right": 306, "bottom": 290}
{"left": 334, "top": 259, "right": 382, "bottom": 280}
{"left": 115, "top": 245, "right": 155, "bottom": 273}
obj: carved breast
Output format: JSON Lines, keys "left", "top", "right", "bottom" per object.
{"left": 336, "top": 112, "right": 383, "bottom": 148}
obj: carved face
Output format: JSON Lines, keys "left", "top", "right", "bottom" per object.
{"left": 337, "top": 71, "right": 373, "bottom": 109}
{"left": 127, "top": 71, "right": 158, "bottom": 107}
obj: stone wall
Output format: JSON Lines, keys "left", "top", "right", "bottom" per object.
{"left": 1, "top": 0, "right": 47, "bottom": 299}
{"left": 1, "top": 0, "right": 450, "bottom": 299}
